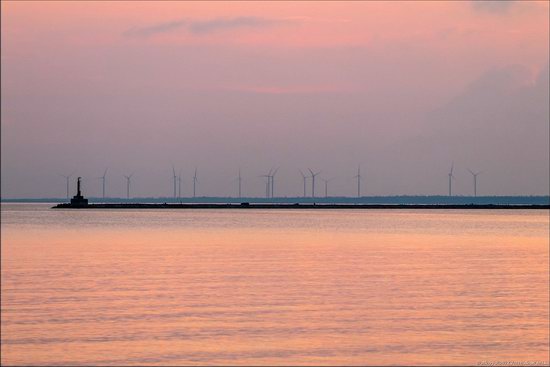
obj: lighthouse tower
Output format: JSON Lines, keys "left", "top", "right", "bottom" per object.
{"left": 70, "top": 177, "right": 89, "bottom": 207}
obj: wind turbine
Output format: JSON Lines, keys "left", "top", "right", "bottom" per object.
{"left": 299, "top": 170, "right": 308, "bottom": 198}
{"left": 448, "top": 163, "right": 456, "bottom": 196}
{"left": 260, "top": 168, "right": 273, "bottom": 198}
{"left": 193, "top": 168, "right": 198, "bottom": 198}
{"left": 172, "top": 165, "right": 177, "bottom": 199}
{"left": 58, "top": 171, "right": 75, "bottom": 200}
{"left": 178, "top": 169, "right": 183, "bottom": 200}
{"left": 124, "top": 173, "right": 134, "bottom": 199}
{"left": 263, "top": 176, "right": 270, "bottom": 198}
{"left": 322, "top": 177, "right": 334, "bottom": 198}
{"left": 237, "top": 168, "right": 242, "bottom": 198}
{"left": 467, "top": 169, "right": 484, "bottom": 197}
{"left": 271, "top": 167, "right": 279, "bottom": 198}
{"left": 308, "top": 168, "right": 321, "bottom": 198}
{"left": 353, "top": 165, "right": 362, "bottom": 198}
{"left": 98, "top": 168, "right": 107, "bottom": 199}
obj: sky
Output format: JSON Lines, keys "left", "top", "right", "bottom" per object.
{"left": 1, "top": 1, "right": 549, "bottom": 198}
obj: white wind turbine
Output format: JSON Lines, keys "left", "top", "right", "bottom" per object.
{"left": 271, "top": 167, "right": 280, "bottom": 198}
{"left": 299, "top": 170, "right": 308, "bottom": 198}
{"left": 308, "top": 168, "right": 321, "bottom": 199}
{"left": 178, "top": 169, "right": 183, "bottom": 200}
{"left": 193, "top": 168, "right": 198, "bottom": 198}
{"left": 322, "top": 177, "right": 335, "bottom": 198}
{"left": 124, "top": 173, "right": 134, "bottom": 199}
{"left": 467, "top": 168, "right": 484, "bottom": 197}
{"left": 58, "top": 171, "right": 75, "bottom": 200}
{"left": 448, "top": 163, "right": 456, "bottom": 196}
{"left": 98, "top": 168, "right": 108, "bottom": 199}
{"left": 353, "top": 165, "right": 362, "bottom": 198}
{"left": 172, "top": 165, "right": 178, "bottom": 199}
{"left": 260, "top": 168, "right": 273, "bottom": 198}
{"left": 237, "top": 168, "right": 242, "bottom": 198}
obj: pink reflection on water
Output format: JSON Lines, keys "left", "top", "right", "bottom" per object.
{"left": 2, "top": 206, "right": 549, "bottom": 365}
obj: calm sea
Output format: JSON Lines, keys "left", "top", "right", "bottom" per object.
{"left": 1, "top": 204, "right": 548, "bottom": 366}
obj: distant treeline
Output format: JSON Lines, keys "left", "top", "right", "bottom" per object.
{"left": 3, "top": 196, "right": 550, "bottom": 205}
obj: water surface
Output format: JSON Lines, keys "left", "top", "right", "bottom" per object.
{"left": 2, "top": 204, "right": 548, "bottom": 365}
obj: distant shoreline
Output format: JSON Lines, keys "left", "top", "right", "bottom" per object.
{"left": 51, "top": 203, "right": 550, "bottom": 210}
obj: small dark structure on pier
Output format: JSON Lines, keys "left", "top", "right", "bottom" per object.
{"left": 70, "top": 177, "right": 88, "bottom": 207}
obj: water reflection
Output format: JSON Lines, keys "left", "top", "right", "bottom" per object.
{"left": 2, "top": 205, "right": 548, "bottom": 365}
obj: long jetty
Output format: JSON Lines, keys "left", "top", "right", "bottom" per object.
{"left": 52, "top": 203, "right": 549, "bottom": 210}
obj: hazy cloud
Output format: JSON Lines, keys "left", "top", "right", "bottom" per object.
{"left": 189, "top": 17, "right": 294, "bottom": 34}
{"left": 125, "top": 16, "right": 297, "bottom": 38}
{"left": 471, "top": 1, "right": 516, "bottom": 14}
{"left": 125, "top": 20, "right": 188, "bottom": 38}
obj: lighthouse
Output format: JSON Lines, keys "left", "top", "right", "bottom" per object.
{"left": 70, "top": 177, "right": 89, "bottom": 207}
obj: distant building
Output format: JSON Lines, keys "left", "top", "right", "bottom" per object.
{"left": 70, "top": 177, "right": 88, "bottom": 207}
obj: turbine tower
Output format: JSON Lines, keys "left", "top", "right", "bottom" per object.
{"left": 353, "top": 165, "right": 362, "bottom": 198}
{"left": 124, "top": 173, "right": 134, "bottom": 199}
{"left": 237, "top": 168, "right": 242, "bottom": 198}
{"left": 448, "top": 163, "right": 455, "bottom": 196}
{"left": 59, "top": 172, "right": 75, "bottom": 200}
{"left": 308, "top": 168, "right": 321, "bottom": 198}
{"left": 467, "top": 169, "right": 484, "bottom": 197}
{"left": 271, "top": 167, "right": 279, "bottom": 198}
{"left": 98, "top": 168, "right": 107, "bottom": 199}
{"left": 178, "top": 169, "right": 182, "bottom": 200}
{"left": 193, "top": 168, "right": 198, "bottom": 198}
{"left": 263, "top": 176, "right": 270, "bottom": 198}
{"left": 260, "top": 168, "right": 273, "bottom": 198}
{"left": 299, "top": 170, "right": 308, "bottom": 198}
{"left": 172, "top": 165, "right": 177, "bottom": 199}
{"left": 322, "top": 177, "right": 334, "bottom": 198}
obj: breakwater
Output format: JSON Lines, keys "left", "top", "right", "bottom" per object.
{"left": 52, "top": 203, "right": 550, "bottom": 209}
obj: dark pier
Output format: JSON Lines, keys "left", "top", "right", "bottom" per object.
{"left": 52, "top": 203, "right": 549, "bottom": 210}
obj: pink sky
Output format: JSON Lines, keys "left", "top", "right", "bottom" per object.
{"left": 1, "top": 1, "right": 549, "bottom": 197}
